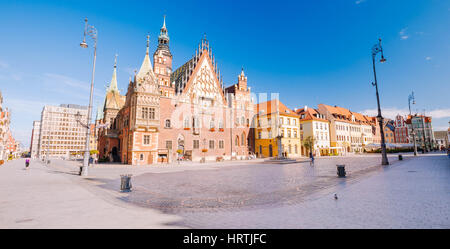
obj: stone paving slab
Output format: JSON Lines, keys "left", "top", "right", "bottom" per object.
{"left": 174, "top": 154, "right": 450, "bottom": 228}
{"left": 0, "top": 159, "right": 184, "bottom": 229}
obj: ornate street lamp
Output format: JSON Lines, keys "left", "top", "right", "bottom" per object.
{"left": 79, "top": 18, "right": 97, "bottom": 176}
{"left": 371, "top": 38, "right": 389, "bottom": 165}
{"left": 408, "top": 91, "right": 418, "bottom": 155}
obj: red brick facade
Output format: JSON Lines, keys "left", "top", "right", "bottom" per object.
{"left": 97, "top": 19, "right": 254, "bottom": 165}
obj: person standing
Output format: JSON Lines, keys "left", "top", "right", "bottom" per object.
{"left": 25, "top": 158, "right": 30, "bottom": 169}
{"left": 309, "top": 151, "right": 315, "bottom": 166}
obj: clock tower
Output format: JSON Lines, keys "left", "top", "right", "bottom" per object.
{"left": 153, "top": 15, "right": 174, "bottom": 97}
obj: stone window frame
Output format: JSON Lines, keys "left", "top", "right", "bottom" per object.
{"left": 143, "top": 135, "right": 150, "bottom": 145}
{"left": 165, "top": 119, "right": 171, "bottom": 128}
{"left": 193, "top": 140, "right": 200, "bottom": 149}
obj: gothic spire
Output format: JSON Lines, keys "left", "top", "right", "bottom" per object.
{"left": 137, "top": 34, "right": 156, "bottom": 81}
{"left": 157, "top": 15, "right": 170, "bottom": 48}
{"left": 107, "top": 54, "right": 119, "bottom": 92}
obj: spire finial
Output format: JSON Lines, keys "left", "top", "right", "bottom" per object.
{"left": 163, "top": 15, "right": 166, "bottom": 29}
{"left": 146, "top": 33, "right": 150, "bottom": 54}
{"left": 114, "top": 53, "right": 118, "bottom": 68}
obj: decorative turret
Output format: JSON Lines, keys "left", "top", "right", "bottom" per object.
{"left": 237, "top": 67, "right": 248, "bottom": 90}
{"left": 157, "top": 15, "right": 170, "bottom": 53}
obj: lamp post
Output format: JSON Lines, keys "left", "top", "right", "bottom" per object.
{"left": 371, "top": 38, "right": 389, "bottom": 165}
{"left": 79, "top": 18, "right": 97, "bottom": 176}
{"left": 408, "top": 91, "right": 417, "bottom": 156}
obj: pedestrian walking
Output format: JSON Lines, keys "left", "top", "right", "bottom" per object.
{"left": 309, "top": 152, "right": 314, "bottom": 166}
{"left": 25, "top": 158, "right": 30, "bottom": 169}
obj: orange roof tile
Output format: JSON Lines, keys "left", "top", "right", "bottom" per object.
{"left": 256, "top": 100, "right": 299, "bottom": 117}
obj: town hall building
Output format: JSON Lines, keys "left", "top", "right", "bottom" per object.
{"left": 97, "top": 17, "right": 254, "bottom": 165}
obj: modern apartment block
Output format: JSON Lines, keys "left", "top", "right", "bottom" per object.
{"left": 38, "top": 104, "right": 88, "bottom": 159}
{"left": 30, "top": 120, "right": 41, "bottom": 158}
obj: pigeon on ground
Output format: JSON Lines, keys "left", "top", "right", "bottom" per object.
{"left": 334, "top": 193, "right": 338, "bottom": 200}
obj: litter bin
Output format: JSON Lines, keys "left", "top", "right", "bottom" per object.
{"left": 398, "top": 154, "right": 403, "bottom": 160}
{"left": 337, "top": 164, "right": 346, "bottom": 177}
{"left": 120, "top": 174, "right": 133, "bottom": 192}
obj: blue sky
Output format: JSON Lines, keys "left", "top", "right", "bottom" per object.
{"left": 0, "top": 0, "right": 449, "bottom": 148}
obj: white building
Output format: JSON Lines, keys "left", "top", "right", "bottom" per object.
{"left": 38, "top": 104, "right": 88, "bottom": 159}
{"left": 317, "top": 104, "right": 374, "bottom": 155}
{"left": 30, "top": 121, "right": 41, "bottom": 158}
{"left": 296, "top": 106, "right": 331, "bottom": 156}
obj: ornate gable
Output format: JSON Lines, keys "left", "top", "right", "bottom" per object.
{"left": 181, "top": 51, "right": 225, "bottom": 105}
{"left": 135, "top": 71, "right": 160, "bottom": 97}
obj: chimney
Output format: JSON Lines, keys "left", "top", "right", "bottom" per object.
{"left": 305, "top": 106, "right": 308, "bottom": 111}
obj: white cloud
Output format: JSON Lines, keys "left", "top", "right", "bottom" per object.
{"left": 360, "top": 107, "right": 450, "bottom": 120}
{"left": 360, "top": 107, "right": 409, "bottom": 119}
{"left": 399, "top": 28, "right": 409, "bottom": 40}
{"left": 434, "top": 126, "right": 449, "bottom": 131}
{"left": 5, "top": 98, "right": 52, "bottom": 116}
{"left": 42, "top": 73, "right": 90, "bottom": 91}
{"left": 0, "top": 60, "right": 9, "bottom": 69}
{"left": 425, "top": 56, "right": 432, "bottom": 61}
{"left": 41, "top": 73, "right": 104, "bottom": 99}
{"left": 428, "top": 109, "right": 450, "bottom": 119}
{"left": 355, "top": 0, "right": 366, "bottom": 4}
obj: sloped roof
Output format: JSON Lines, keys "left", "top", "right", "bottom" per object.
{"left": 105, "top": 91, "right": 125, "bottom": 110}
{"left": 296, "top": 107, "right": 328, "bottom": 122}
{"left": 320, "top": 104, "right": 372, "bottom": 125}
{"left": 171, "top": 58, "right": 193, "bottom": 93}
{"left": 256, "top": 100, "right": 298, "bottom": 117}
{"left": 137, "top": 44, "right": 156, "bottom": 82}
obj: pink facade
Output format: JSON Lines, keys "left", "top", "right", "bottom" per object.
{"left": 394, "top": 115, "right": 409, "bottom": 143}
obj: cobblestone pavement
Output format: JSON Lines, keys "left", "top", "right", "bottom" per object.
{"left": 170, "top": 154, "right": 450, "bottom": 228}
{"left": 31, "top": 153, "right": 449, "bottom": 228}
{"left": 121, "top": 155, "right": 398, "bottom": 213}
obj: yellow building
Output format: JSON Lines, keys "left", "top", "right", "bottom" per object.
{"left": 254, "top": 100, "right": 301, "bottom": 158}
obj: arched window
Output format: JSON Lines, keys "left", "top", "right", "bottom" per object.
{"left": 140, "top": 154, "right": 144, "bottom": 160}
{"left": 241, "top": 133, "right": 245, "bottom": 146}
{"left": 165, "top": 119, "right": 171, "bottom": 128}
{"left": 235, "top": 136, "right": 239, "bottom": 146}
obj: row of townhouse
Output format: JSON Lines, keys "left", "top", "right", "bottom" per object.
{"left": 253, "top": 100, "right": 409, "bottom": 158}
{"left": 253, "top": 99, "right": 439, "bottom": 158}
{"left": 392, "top": 114, "right": 436, "bottom": 150}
